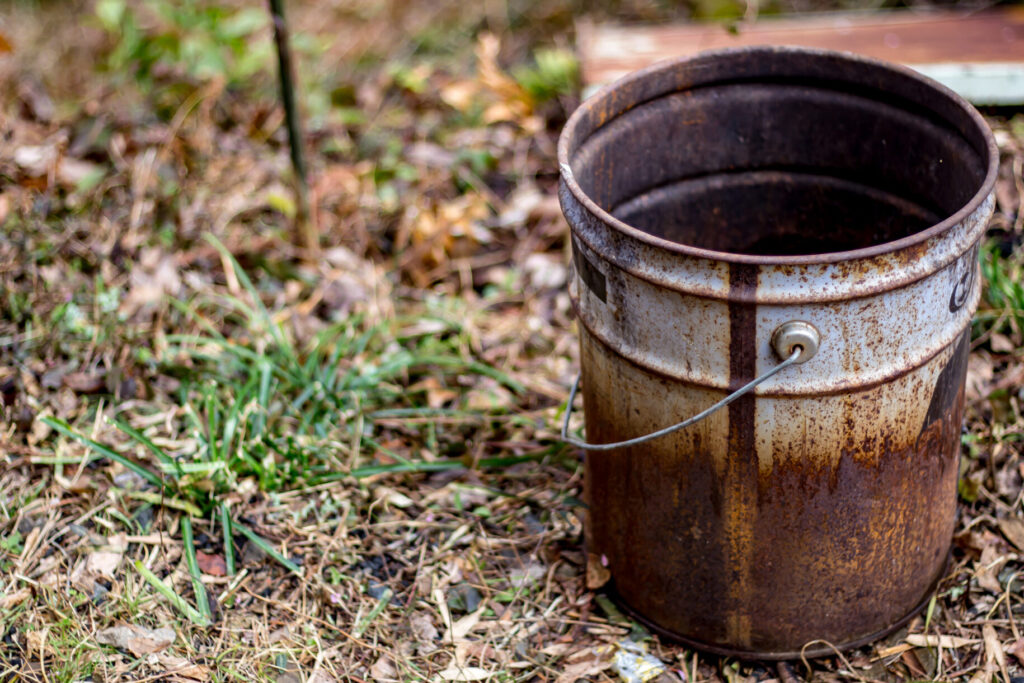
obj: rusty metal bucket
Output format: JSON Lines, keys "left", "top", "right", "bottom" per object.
{"left": 558, "top": 46, "right": 997, "bottom": 659}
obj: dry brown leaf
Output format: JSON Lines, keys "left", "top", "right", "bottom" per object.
{"left": 63, "top": 371, "right": 106, "bottom": 394}
{"left": 976, "top": 545, "right": 1007, "bottom": 593}
{"left": 540, "top": 642, "right": 572, "bottom": 657}
{"left": 996, "top": 173, "right": 1020, "bottom": 216}
{"left": 966, "top": 351, "right": 994, "bottom": 401}
{"left": 990, "top": 333, "right": 1016, "bottom": 353}
{"left": 461, "top": 640, "right": 505, "bottom": 664}
{"left": 509, "top": 563, "right": 545, "bottom": 588}
{"left": 306, "top": 672, "right": 336, "bottom": 683}
{"left": 155, "top": 654, "right": 210, "bottom": 681}
{"left": 0, "top": 31, "right": 11, "bottom": 52}
{"left": 983, "top": 623, "right": 1010, "bottom": 683}
{"left": 440, "top": 80, "right": 479, "bottom": 113}
{"left": 370, "top": 656, "right": 398, "bottom": 681}
{"left": 410, "top": 612, "right": 439, "bottom": 643}
{"left": 407, "top": 377, "right": 458, "bottom": 409}
{"left": 75, "top": 532, "right": 128, "bottom": 589}
{"left": 195, "top": 550, "right": 226, "bottom": 577}
{"left": 983, "top": 624, "right": 1006, "bottom": 666}
{"left": 966, "top": 659, "right": 997, "bottom": 683}
{"left": 475, "top": 33, "right": 528, "bottom": 104}
{"left": 874, "top": 643, "right": 913, "bottom": 659}
{"left": 122, "top": 249, "right": 183, "bottom": 315}
{"left": 463, "top": 380, "right": 514, "bottom": 412}
{"left": 955, "top": 528, "right": 1005, "bottom": 557}
{"left": 85, "top": 548, "right": 123, "bottom": 578}
{"left": 905, "top": 633, "right": 979, "bottom": 649}
{"left": 523, "top": 253, "right": 568, "bottom": 290}
{"left": 0, "top": 588, "right": 31, "bottom": 610}
{"left": 96, "top": 624, "right": 176, "bottom": 656}
{"left": 25, "top": 628, "right": 62, "bottom": 659}
{"left": 553, "top": 649, "right": 612, "bottom": 683}
{"left": 998, "top": 517, "right": 1024, "bottom": 552}
{"left": 900, "top": 650, "right": 926, "bottom": 678}
{"left": 1009, "top": 638, "right": 1024, "bottom": 665}
{"left": 57, "top": 157, "right": 102, "bottom": 188}
{"left": 482, "top": 101, "right": 524, "bottom": 125}
{"left": 313, "top": 164, "right": 360, "bottom": 200}
{"left": 434, "top": 667, "right": 492, "bottom": 681}
{"left": 446, "top": 605, "right": 485, "bottom": 642}
{"left": 14, "top": 144, "right": 57, "bottom": 177}
{"left": 374, "top": 486, "right": 416, "bottom": 509}
{"left": 586, "top": 553, "right": 610, "bottom": 590}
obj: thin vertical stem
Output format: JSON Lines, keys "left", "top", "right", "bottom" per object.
{"left": 267, "top": 0, "right": 317, "bottom": 257}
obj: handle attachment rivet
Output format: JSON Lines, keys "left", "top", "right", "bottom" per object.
{"left": 771, "top": 321, "right": 820, "bottom": 364}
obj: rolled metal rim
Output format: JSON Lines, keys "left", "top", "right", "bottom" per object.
{"left": 557, "top": 45, "right": 999, "bottom": 266}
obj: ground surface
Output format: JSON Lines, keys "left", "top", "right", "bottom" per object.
{"left": 3, "top": 1, "right": 1024, "bottom": 682}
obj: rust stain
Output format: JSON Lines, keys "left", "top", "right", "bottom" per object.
{"left": 580, "top": 328, "right": 969, "bottom": 656}
{"left": 723, "top": 263, "right": 758, "bottom": 647}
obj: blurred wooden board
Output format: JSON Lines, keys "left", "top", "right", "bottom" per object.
{"left": 579, "top": 8, "right": 1024, "bottom": 104}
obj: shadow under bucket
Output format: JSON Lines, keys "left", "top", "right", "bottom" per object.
{"left": 558, "top": 46, "right": 997, "bottom": 659}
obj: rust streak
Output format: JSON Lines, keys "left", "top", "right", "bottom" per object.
{"left": 724, "top": 262, "right": 758, "bottom": 647}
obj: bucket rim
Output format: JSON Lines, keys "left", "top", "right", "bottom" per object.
{"left": 557, "top": 44, "right": 999, "bottom": 266}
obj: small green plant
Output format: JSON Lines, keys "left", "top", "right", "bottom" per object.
{"left": 513, "top": 48, "right": 579, "bottom": 104}
{"left": 976, "top": 239, "right": 1024, "bottom": 343}
{"left": 0, "top": 529, "right": 23, "bottom": 570}
{"left": 95, "top": 0, "right": 272, "bottom": 88}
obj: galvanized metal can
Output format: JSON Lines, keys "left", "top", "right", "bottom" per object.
{"left": 558, "top": 46, "right": 997, "bottom": 659}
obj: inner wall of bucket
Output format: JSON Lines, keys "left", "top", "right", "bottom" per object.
{"left": 571, "top": 80, "right": 990, "bottom": 255}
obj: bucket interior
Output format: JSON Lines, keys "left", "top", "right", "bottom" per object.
{"left": 567, "top": 58, "right": 992, "bottom": 256}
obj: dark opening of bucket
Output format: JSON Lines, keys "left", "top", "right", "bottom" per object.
{"left": 565, "top": 50, "right": 993, "bottom": 256}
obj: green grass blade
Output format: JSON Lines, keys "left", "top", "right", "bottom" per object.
{"left": 258, "top": 361, "right": 273, "bottom": 410}
{"left": 203, "top": 385, "right": 222, "bottom": 462}
{"left": 164, "top": 335, "right": 269, "bottom": 367}
{"left": 348, "top": 460, "right": 457, "bottom": 478}
{"left": 157, "top": 462, "right": 225, "bottom": 474}
{"left": 222, "top": 376, "right": 256, "bottom": 455}
{"left": 204, "top": 234, "right": 296, "bottom": 362}
{"left": 352, "top": 588, "right": 392, "bottom": 638}
{"left": 125, "top": 491, "right": 203, "bottom": 517}
{"left": 220, "top": 503, "right": 236, "bottom": 576}
{"left": 250, "top": 360, "right": 273, "bottom": 438}
{"left": 368, "top": 407, "right": 487, "bottom": 419}
{"left": 133, "top": 560, "right": 210, "bottom": 626}
{"left": 42, "top": 417, "right": 164, "bottom": 490}
{"left": 348, "top": 453, "right": 544, "bottom": 479}
{"left": 418, "top": 355, "right": 526, "bottom": 394}
{"left": 234, "top": 523, "right": 301, "bottom": 575}
{"left": 181, "top": 517, "right": 212, "bottom": 622}
{"left": 110, "top": 416, "right": 182, "bottom": 477}
{"left": 166, "top": 296, "right": 229, "bottom": 343}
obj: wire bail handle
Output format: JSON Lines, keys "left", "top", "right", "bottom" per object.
{"left": 560, "top": 321, "right": 821, "bottom": 451}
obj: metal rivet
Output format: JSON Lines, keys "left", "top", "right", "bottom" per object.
{"left": 771, "top": 321, "right": 820, "bottom": 364}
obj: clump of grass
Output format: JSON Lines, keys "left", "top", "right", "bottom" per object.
{"left": 976, "top": 239, "right": 1024, "bottom": 345}
{"left": 41, "top": 235, "right": 529, "bottom": 577}
{"left": 513, "top": 47, "right": 579, "bottom": 104}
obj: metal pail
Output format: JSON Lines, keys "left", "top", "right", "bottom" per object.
{"left": 558, "top": 46, "right": 997, "bottom": 659}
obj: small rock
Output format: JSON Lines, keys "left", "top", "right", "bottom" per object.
{"left": 446, "top": 583, "right": 481, "bottom": 614}
{"left": 367, "top": 582, "right": 389, "bottom": 600}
